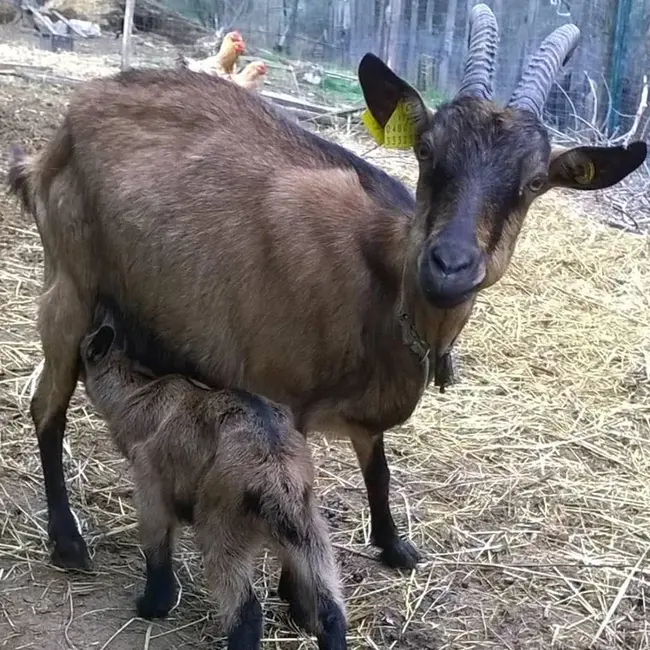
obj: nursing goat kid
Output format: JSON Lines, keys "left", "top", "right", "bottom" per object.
{"left": 79, "top": 311, "right": 347, "bottom": 650}
{"left": 8, "top": 4, "right": 647, "bottom": 572}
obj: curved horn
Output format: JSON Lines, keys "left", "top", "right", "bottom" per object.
{"left": 456, "top": 3, "right": 499, "bottom": 101}
{"left": 508, "top": 24, "right": 581, "bottom": 118}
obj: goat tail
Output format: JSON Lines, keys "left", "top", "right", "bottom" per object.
{"left": 6, "top": 145, "right": 34, "bottom": 214}
{"left": 7, "top": 119, "right": 73, "bottom": 229}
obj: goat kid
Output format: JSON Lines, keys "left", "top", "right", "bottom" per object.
{"left": 7, "top": 5, "right": 647, "bottom": 573}
{"left": 79, "top": 313, "right": 347, "bottom": 650}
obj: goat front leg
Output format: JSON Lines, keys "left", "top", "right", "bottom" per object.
{"left": 351, "top": 433, "right": 420, "bottom": 570}
{"left": 136, "top": 530, "right": 175, "bottom": 619}
{"left": 31, "top": 274, "right": 92, "bottom": 569}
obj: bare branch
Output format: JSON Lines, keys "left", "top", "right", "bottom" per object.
{"left": 585, "top": 73, "right": 598, "bottom": 127}
{"left": 610, "top": 75, "right": 649, "bottom": 147}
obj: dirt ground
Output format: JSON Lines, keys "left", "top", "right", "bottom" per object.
{"left": 1, "top": 23, "right": 650, "bottom": 650}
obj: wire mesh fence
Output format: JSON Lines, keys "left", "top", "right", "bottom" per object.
{"left": 114, "top": 0, "right": 647, "bottom": 143}
{"left": 3, "top": 0, "right": 649, "bottom": 146}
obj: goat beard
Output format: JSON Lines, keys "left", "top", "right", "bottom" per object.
{"left": 434, "top": 348, "right": 461, "bottom": 393}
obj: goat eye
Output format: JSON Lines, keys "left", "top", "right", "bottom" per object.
{"left": 416, "top": 142, "right": 432, "bottom": 161}
{"left": 528, "top": 176, "right": 546, "bottom": 193}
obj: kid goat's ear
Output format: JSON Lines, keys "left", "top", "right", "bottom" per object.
{"left": 86, "top": 325, "right": 116, "bottom": 363}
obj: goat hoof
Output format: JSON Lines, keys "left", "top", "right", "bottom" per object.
{"left": 136, "top": 594, "right": 173, "bottom": 620}
{"left": 50, "top": 536, "right": 91, "bottom": 571}
{"left": 379, "top": 538, "right": 421, "bottom": 570}
{"left": 278, "top": 572, "right": 314, "bottom": 633}
{"left": 288, "top": 601, "right": 315, "bottom": 634}
{"left": 280, "top": 596, "right": 312, "bottom": 632}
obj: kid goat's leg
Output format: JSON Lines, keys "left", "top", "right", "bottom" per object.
{"left": 351, "top": 431, "right": 421, "bottom": 570}
{"left": 195, "top": 515, "right": 263, "bottom": 650}
{"left": 276, "top": 502, "right": 347, "bottom": 650}
{"left": 31, "top": 271, "right": 92, "bottom": 569}
{"left": 132, "top": 453, "right": 177, "bottom": 619}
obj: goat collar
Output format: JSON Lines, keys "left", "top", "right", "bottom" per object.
{"left": 397, "top": 249, "right": 460, "bottom": 396}
{"left": 399, "top": 310, "right": 431, "bottom": 404}
{"left": 398, "top": 311, "right": 460, "bottom": 394}
{"left": 399, "top": 311, "right": 430, "bottom": 364}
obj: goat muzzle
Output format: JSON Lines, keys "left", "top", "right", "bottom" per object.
{"left": 420, "top": 239, "right": 486, "bottom": 309}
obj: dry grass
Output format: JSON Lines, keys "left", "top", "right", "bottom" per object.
{"left": 0, "top": 42, "right": 120, "bottom": 79}
{"left": 1, "top": 77, "right": 650, "bottom": 649}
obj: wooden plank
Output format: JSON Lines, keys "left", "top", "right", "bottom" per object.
{"left": 260, "top": 88, "right": 343, "bottom": 114}
{"left": 0, "top": 69, "right": 82, "bottom": 86}
{"left": 50, "top": 9, "right": 87, "bottom": 39}
{"left": 327, "top": 105, "right": 364, "bottom": 117}
{"left": 0, "top": 63, "right": 53, "bottom": 74}
{"left": 323, "top": 70, "right": 357, "bottom": 82}
{"left": 26, "top": 5, "right": 57, "bottom": 34}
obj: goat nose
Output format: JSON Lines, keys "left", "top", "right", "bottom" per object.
{"left": 429, "top": 242, "right": 477, "bottom": 275}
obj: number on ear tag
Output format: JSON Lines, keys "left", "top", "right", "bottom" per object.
{"left": 361, "top": 102, "right": 416, "bottom": 150}
{"left": 384, "top": 101, "right": 416, "bottom": 149}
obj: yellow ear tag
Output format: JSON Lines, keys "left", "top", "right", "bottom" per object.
{"left": 575, "top": 160, "right": 596, "bottom": 185}
{"left": 384, "top": 101, "right": 416, "bottom": 149}
{"left": 361, "top": 109, "right": 385, "bottom": 145}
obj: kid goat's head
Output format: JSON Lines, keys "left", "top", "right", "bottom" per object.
{"left": 359, "top": 3, "right": 647, "bottom": 310}
{"left": 80, "top": 310, "right": 156, "bottom": 388}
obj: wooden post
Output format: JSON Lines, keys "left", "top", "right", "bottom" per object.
{"left": 608, "top": 0, "right": 633, "bottom": 133}
{"left": 437, "top": 0, "right": 458, "bottom": 93}
{"left": 121, "top": 0, "right": 136, "bottom": 71}
{"left": 386, "top": 0, "right": 403, "bottom": 72}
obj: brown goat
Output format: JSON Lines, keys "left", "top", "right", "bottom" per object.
{"left": 7, "top": 4, "right": 647, "bottom": 573}
{"left": 79, "top": 310, "right": 347, "bottom": 650}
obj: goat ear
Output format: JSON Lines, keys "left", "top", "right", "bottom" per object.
{"left": 548, "top": 141, "right": 647, "bottom": 190}
{"left": 86, "top": 325, "right": 116, "bottom": 362}
{"left": 358, "top": 53, "right": 428, "bottom": 130}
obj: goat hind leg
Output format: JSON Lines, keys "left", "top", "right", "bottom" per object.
{"left": 31, "top": 274, "right": 92, "bottom": 569}
{"left": 278, "top": 510, "right": 347, "bottom": 649}
{"left": 196, "top": 516, "right": 263, "bottom": 650}
{"left": 351, "top": 433, "right": 420, "bottom": 570}
{"left": 225, "top": 590, "right": 263, "bottom": 650}
{"left": 278, "top": 563, "right": 310, "bottom": 628}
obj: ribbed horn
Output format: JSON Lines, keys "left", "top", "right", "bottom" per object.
{"left": 456, "top": 3, "right": 499, "bottom": 101}
{"left": 508, "top": 24, "right": 581, "bottom": 118}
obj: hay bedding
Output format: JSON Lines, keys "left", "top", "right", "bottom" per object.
{"left": 1, "top": 74, "right": 650, "bottom": 649}
{"left": 0, "top": 42, "right": 119, "bottom": 79}
{"left": 0, "top": 31, "right": 178, "bottom": 81}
